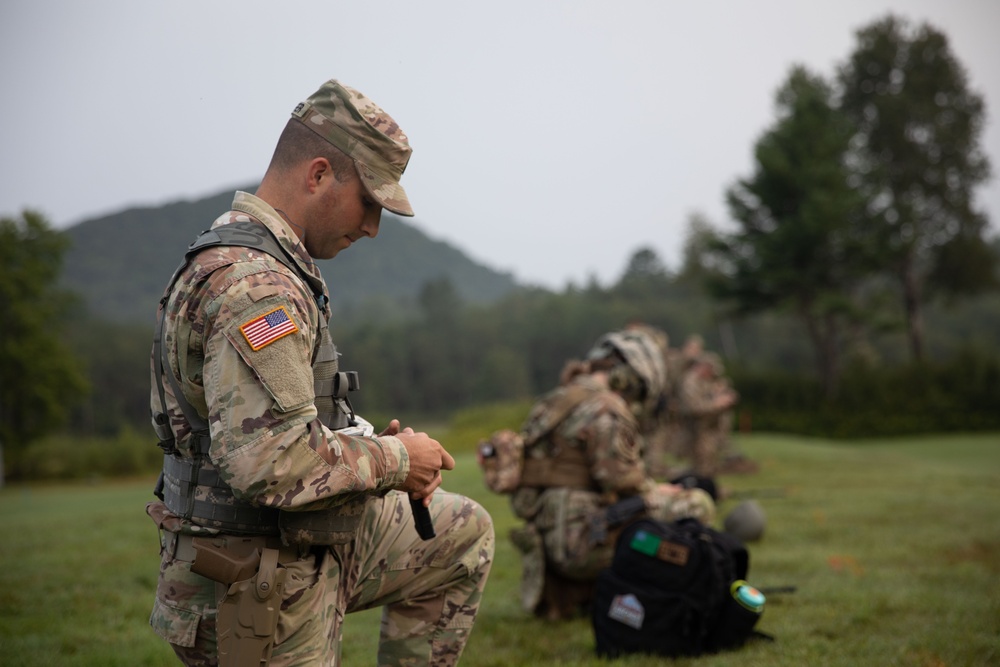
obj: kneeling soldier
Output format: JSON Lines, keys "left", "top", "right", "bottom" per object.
{"left": 479, "top": 328, "right": 714, "bottom": 620}
{"left": 147, "top": 79, "right": 494, "bottom": 666}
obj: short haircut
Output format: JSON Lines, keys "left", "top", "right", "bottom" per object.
{"left": 267, "top": 119, "right": 357, "bottom": 183}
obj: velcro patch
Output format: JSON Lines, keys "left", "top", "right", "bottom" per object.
{"left": 607, "top": 593, "right": 645, "bottom": 630}
{"left": 239, "top": 306, "right": 298, "bottom": 351}
{"left": 658, "top": 541, "right": 690, "bottom": 566}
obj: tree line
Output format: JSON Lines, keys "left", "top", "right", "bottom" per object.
{"left": 701, "top": 15, "right": 995, "bottom": 398}
{"left": 1, "top": 13, "right": 998, "bottom": 481}
{"left": 2, "top": 213, "right": 998, "bottom": 479}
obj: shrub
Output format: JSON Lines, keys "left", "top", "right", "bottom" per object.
{"left": 8, "top": 426, "right": 161, "bottom": 481}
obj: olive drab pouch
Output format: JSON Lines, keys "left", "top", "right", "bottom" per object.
{"left": 478, "top": 429, "right": 525, "bottom": 494}
{"left": 278, "top": 498, "right": 366, "bottom": 546}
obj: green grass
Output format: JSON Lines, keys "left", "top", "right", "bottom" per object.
{"left": 1, "top": 432, "right": 998, "bottom": 666}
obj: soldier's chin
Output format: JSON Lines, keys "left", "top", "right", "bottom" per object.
{"left": 319, "top": 239, "right": 351, "bottom": 260}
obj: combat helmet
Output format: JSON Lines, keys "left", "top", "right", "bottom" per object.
{"left": 723, "top": 499, "right": 767, "bottom": 542}
{"left": 587, "top": 328, "right": 668, "bottom": 415}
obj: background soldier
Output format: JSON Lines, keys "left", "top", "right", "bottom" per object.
{"left": 641, "top": 333, "right": 757, "bottom": 480}
{"left": 622, "top": 322, "right": 673, "bottom": 479}
{"left": 480, "top": 328, "right": 715, "bottom": 620}
{"left": 703, "top": 351, "right": 758, "bottom": 474}
{"left": 675, "top": 353, "right": 740, "bottom": 477}
{"left": 147, "top": 79, "right": 494, "bottom": 666}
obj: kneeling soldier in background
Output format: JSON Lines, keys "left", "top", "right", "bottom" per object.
{"left": 479, "top": 328, "right": 714, "bottom": 620}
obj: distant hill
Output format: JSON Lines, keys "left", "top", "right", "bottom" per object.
{"left": 60, "top": 185, "right": 520, "bottom": 324}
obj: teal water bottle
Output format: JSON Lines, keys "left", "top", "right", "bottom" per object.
{"left": 710, "top": 579, "right": 766, "bottom": 649}
{"left": 731, "top": 580, "right": 766, "bottom": 613}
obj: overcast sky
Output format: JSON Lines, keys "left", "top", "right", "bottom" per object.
{"left": 2, "top": 1, "right": 998, "bottom": 289}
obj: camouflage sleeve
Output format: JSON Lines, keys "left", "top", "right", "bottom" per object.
{"left": 570, "top": 401, "right": 649, "bottom": 496}
{"left": 201, "top": 266, "right": 409, "bottom": 510}
{"left": 678, "top": 372, "right": 716, "bottom": 416}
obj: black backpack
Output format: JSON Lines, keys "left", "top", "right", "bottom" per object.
{"left": 593, "top": 517, "right": 765, "bottom": 658}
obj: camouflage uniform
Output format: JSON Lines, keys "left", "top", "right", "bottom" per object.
{"left": 147, "top": 81, "right": 494, "bottom": 667}
{"left": 675, "top": 356, "right": 737, "bottom": 477}
{"left": 508, "top": 368, "right": 714, "bottom": 620}
{"left": 620, "top": 324, "right": 678, "bottom": 479}
{"left": 656, "top": 344, "right": 694, "bottom": 472}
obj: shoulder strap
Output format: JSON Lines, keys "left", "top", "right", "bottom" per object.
{"left": 524, "top": 383, "right": 600, "bottom": 446}
{"left": 193, "top": 220, "right": 327, "bottom": 304}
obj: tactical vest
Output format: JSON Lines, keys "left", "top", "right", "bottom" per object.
{"left": 152, "top": 219, "right": 365, "bottom": 545}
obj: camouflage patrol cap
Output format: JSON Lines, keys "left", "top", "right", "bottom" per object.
{"left": 587, "top": 329, "right": 668, "bottom": 412}
{"left": 292, "top": 79, "right": 414, "bottom": 216}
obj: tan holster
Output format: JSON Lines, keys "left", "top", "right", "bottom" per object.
{"left": 189, "top": 536, "right": 289, "bottom": 666}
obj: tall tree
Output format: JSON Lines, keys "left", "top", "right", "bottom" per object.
{"left": 621, "top": 247, "right": 669, "bottom": 281}
{"left": 707, "top": 67, "right": 871, "bottom": 397}
{"left": 0, "top": 211, "right": 88, "bottom": 480}
{"left": 838, "top": 14, "right": 993, "bottom": 361}
{"left": 678, "top": 213, "right": 722, "bottom": 283}
{"left": 616, "top": 247, "right": 671, "bottom": 300}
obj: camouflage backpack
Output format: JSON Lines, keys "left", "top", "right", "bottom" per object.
{"left": 478, "top": 378, "right": 607, "bottom": 496}
{"left": 478, "top": 429, "right": 525, "bottom": 494}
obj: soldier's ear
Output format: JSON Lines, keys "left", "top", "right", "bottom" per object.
{"left": 306, "top": 158, "right": 333, "bottom": 194}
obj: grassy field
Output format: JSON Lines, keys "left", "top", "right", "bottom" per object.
{"left": 1, "top": 432, "right": 998, "bottom": 666}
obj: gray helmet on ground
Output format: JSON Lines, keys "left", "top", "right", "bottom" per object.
{"left": 723, "top": 500, "right": 767, "bottom": 542}
{"left": 587, "top": 328, "right": 668, "bottom": 414}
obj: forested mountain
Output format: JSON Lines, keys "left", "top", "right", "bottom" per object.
{"left": 60, "top": 184, "right": 519, "bottom": 324}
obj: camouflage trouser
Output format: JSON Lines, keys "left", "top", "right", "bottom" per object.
{"left": 150, "top": 489, "right": 494, "bottom": 666}
{"left": 639, "top": 421, "right": 673, "bottom": 479}
{"left": 672, "top": 416, "right": 721, "bottom": 477}
{"left": 692, "top": 421, "right": 721, "bottom": 477}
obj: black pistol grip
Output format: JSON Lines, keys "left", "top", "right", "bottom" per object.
{"left": 410, "top": 497, "right": 436, "bottom": 540}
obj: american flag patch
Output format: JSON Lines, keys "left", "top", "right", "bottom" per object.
{"left": 240, "top": 306, "right": 299, "bottom": 351}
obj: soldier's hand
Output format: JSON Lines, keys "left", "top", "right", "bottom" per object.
{"left": 657, "top": 482, "right": 683, "bottom": 496}
{"left": 396, "top": 431, "right": 455, "bottom": 504}
{"left": 379, "top": 419, "right": 415, "bottom": 437}
{"left": 716, "top": 391, "right": 737, "bottom": 410}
